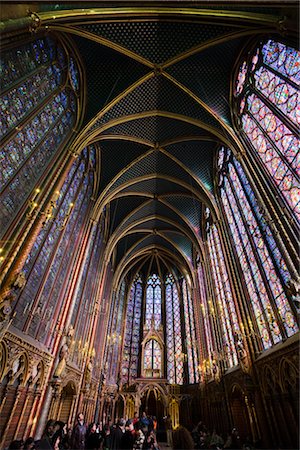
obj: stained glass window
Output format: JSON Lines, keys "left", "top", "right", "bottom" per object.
{"left": 105, "top": 281, "right": 126, "bottom": 384}
{"left": 165, "top": 274, "right": 183, "bottom": 385}
{"left": 122, "top": 274, "right": 143, "bottom": 385}
{"left": 145, "top": 274, "right": 162, "bottom": 329}
{"left": 0, "top": 36, "right": 80, "bottom": 240}
{"left": 197, "top": 263, "right": 214, "bottom": 363}
{"left": 144, "top": 339, "right": 162, "bottom": 378}
{"left": 12, "top": 146, "right": 95, "bottom": 346}
{"left": 182, "top": 279, "right": 199, "bottom": 383}
{"left": 235, "top": 39, "right": 300, "bottom": 222}
{"left": 218, "top": 147, "right": 298, "bottom": 350}
{"left": 206, "top": 213, "right": 240, "bottom": 368}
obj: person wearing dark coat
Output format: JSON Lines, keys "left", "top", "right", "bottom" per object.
{"left": 109, "top": 418, "right": 125, "bottom": 450}
{"left": 86, "top": 423, "right": 101, "bottom": 450}
{"left": 120, "top": 420, "right": 135, "bottom": 449}
{"left": 71, "top": 413, "right": 88, "bottom": 450}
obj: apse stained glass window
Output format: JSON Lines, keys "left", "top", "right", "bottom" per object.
{"left": 235, "top": 39, "right": 299, "bottom": 222}
{"left": 12, "top": 147, "right": 95, "bottom": 345}
{"left": 122, "top": 275, "right": 143, "bottom": 384}
{"left": 218, "top": 147, "right": 298, "bottom": 350}
{"left": 145, "top": 274, "right": 162, "bottom": 329}
{"left": 0, "top": 36, "right": 79, "bottom": 239}
{"left": 206, "top": 215, "right": 239, "bottom": 368}
{"left": 165, "top": 274, "right": 183, "bottom": 385}
{"left": 182, "top": 279, "right": 199, "bottom": 383}
{"left": 144, "top": 339, "right": 162, "bottom": 377}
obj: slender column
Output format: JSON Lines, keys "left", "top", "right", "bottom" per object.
{"left": 13, "top": 388, "right": 31, "bottom": 439}
{"left": 0, "top": 386, "right": 8, "bottom": 416}
{"left": 56, "top": 396, "right": 64, "bottom": 420}
{"left": 69, "top": 394, "right": 77, "bottom": 427}
{"left": 35, "top": 384, "right": 54, "bottom": 439}
{"left": 0, "top": 388, "right": 22, "bottom": 447}
{"left": 24, "top": 392, "right": 40, "bottom": 439}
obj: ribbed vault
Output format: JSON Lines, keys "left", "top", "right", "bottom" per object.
{"left": 35, "top": 5, "right": 291, "bottom": 284}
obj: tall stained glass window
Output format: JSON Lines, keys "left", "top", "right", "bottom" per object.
{"left": 144, "top": 339, "right": 162, "bottom": 378}
{"left": 0, "top": 36, "right": 80, "bottom": 239}
{"left": 165, "top": 274, "right": 183, "bottom": 385}
{"left": 197, "top": 262, "right": 214, "bottom": 364}
{"left": 12, "top": 146, "right": 95, "bottom": 346}
{"left": 234, "top": 39, "right": 299, "bottom": 222}
{"left": 218, "top": 147, "right": 298, "bottom": 350}
{"left": 122, "top": 274, "right": 143, "bottom": 384}
{"left": 206, "top": 210, "right": 240, "bottom": 368}
{"left": 182, "top": 279, "right": 199, "bottom": 383}
{"left": 105, "top": 281, "right": 126, "bottom": 384}
{"left": 145, "top": 274, "right": 162, "bottom": 329}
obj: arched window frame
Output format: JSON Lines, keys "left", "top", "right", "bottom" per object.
{"left": 205, "top": 209, "right": 240, "bottom": 369}
{"left": 12, "top": 146, "right": 96, "bottom": 346}
{"left": 165, "top": 273, "right": 183, "bottom": 385}
{"left": 182, "top": 278, "right": 199, "bottom": 384}
{"left": 145, "top": 273, "right": 162, "bottom": 330}
{"left": 0, "top": 33, "right": 84, "bottom": 242}
{"left": 122, "top": 274, "right": 143, "bottom": 385}
{"left": 217, "top": 147, "right": 298, "bottom": 351}
{"left": 233, "top": 38, "right": 299, "bottom": 226}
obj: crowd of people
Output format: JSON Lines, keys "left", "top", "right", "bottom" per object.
{"left": 6, "top": 412, "right": 160, "bottom": 450}
{"left": 7, "top": 413, "right": 254, "bottom": 450}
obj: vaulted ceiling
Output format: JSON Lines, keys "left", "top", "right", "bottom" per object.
{"left": 35, "top": 3, "right": 297, "bottom": 284}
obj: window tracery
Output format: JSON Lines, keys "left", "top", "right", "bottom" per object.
{"left": 165, "top": 274, "right": 183, "bottom": 385}
{"left": 0, "top": 36, "right": 79, "bottom": 239}
{"left": 182, "top": 279, "right": 199, "bottom": 383}
{"left": 234, "top": 39, "right": 299, "bottom": 222}
{"left": 12, "top": 146, "right": 96, "bottom": 346}
{"left": 206, "top": 213, "right": 240, "bottom": 368}
{"left": 218, "top": 147, "right": 298, "bottom": 350}
{"left": 145, "top": 274, "right": 162, "bottom": 330}
{"left": 122, "top": 274, "right": 143, "bottom": 384}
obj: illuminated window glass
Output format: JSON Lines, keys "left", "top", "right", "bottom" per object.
{"left": 0, "top": 36, "right": 79, "bottom": 239}
{"left": 144, "top": 339, "right": 161, "bottom": 377}
{"left": 197, "top": 263, "right": 214, "bottom": 360}
{"left": 106, "top": 282, "right": 126, "bottom": 385}
{"left": 122, "top": 275, "right": 143, "bottom": 384}
{"left": 219, "top": 147, "right": 298, "bottom": 350}
{"left": 12, "top": 147, "right": 95, "bottom": 343}
{"left": 145, "top": 274, "right": 162, "bottom": 329}
{"left": 182, "top": 279, "right": 199, "bottom": 383}
{"left": 165, "top": 274, "right": 183, "bottom": 385}
{"left": 206, "top": 216, "right": 240, "bottom": 367}
{"left": 235, "top": 39, "right": 299, "bottom": 222}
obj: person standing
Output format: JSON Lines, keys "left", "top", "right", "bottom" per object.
{"left": 164, "top": 415, "right": 172, "bottom": 448}
{"left": 110, "top": 418, "right": 125, "bottom": 450}
{"left": 71, "top": 413, "right": 88, "bottom": 450}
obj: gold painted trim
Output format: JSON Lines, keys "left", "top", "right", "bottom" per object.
{"left": 105, "top": 211, "right": 200, "bottom": 263}
{"left": 94, "top": 134, "right": 155, "bottom": 148}
{"left": 159, "top": 146, "right": 216, "bottom": 209}
{"left": 71, "top": 72, "right": 154, "bottom": 151}
{"left": 162, "top": 72, "right": 244, "bottom": 155}
{"left": 161, "top": 28, "right": 275, "bottom": 69}
{"left": 114, "top": 244, "right": 192, "bottom": 293}
{"left": 37, "top": 8, "right": 282, "bottom": 27}
{"left": 77, "top": 111, "right": 234, "bottom": 156}
{"left": 92, "top": 173, "right": 213, "bottom": 222}
{"left": 45, "top": 24, "right": 154, "bottom": 68}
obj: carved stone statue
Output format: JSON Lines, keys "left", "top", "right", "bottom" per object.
{"left": 234, "top": 332, "right": 250, "bottom": 373}
{"left": 53, "top": 325, "right": 74, "bottom": 379}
